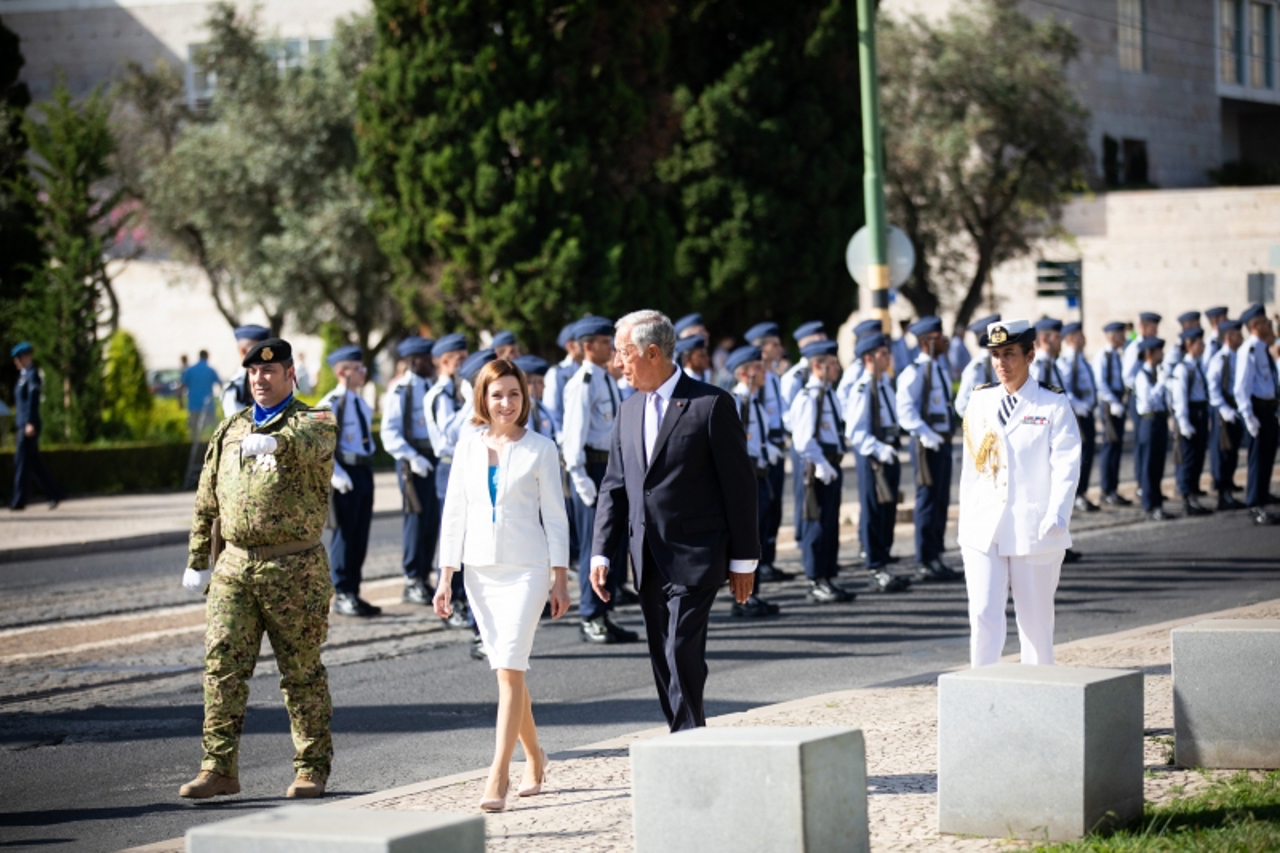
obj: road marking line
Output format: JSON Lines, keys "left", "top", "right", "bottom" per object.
{"left": 0, "top": 625, "right": 207, "bottom": 663}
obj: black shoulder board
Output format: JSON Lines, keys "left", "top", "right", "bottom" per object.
{"left": 1039, "top": 382, "right": 1066, "bottom": 394}
{"left": 974, "top": 382, "right": 997, "bottom": 391}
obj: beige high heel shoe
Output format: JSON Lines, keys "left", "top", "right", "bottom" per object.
{"left": 518, "top": 748, "right": 549, "bottom": 797}
{"left": 479, "top": 775, "right": 509, "bottom": 812}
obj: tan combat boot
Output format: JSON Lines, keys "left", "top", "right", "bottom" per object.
{"left": 286, "top": 773, "right": 326, "bottom": 799}
{"left": 178, "top": 770, "right": 241, "bottom": 799}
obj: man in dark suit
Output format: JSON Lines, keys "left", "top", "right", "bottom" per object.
{"left": 10, "top": 342, "right": 64, "bottom": 511}
{"left": 591, "top": 310, "right": 759, "bottom": 732}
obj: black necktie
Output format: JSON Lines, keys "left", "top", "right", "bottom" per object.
{"left": 606, "top": 375, "right": 619, "bottom": 417}
{"left": 353, "top": 394, "right": 372, "bottom": 453}
{"left": 880, "top": 384, "right": 896, "bottom": 425}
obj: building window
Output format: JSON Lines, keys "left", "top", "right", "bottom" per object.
{"left": 1222, "top": 0, "right": 1245, "bottom": 84}
{"left": 1250, "top": 2, "right": 1276, "bottom": 88}
{"left": 186, "top": 37, "right": 330, "bottom": 108}
{"left": 1118, "top": 0, "right": 1146, "bottom": 72}
{"left": 1102, "top": 135, "right": 1149, "bottom": 188}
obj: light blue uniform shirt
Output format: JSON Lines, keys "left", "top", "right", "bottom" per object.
{"left": 1093, "top": 345, "right": 1127, "bottom": 410}
{"left": 1234, "top": 336, "right": 1280, "bottom": 424}
{"left": 789, "top": 377, "right": 846, "bottom": 466}
{"left": 895, "top": 353, "right": 951, "bottom": 440}
{"left": 1207, "top": 346, "right": 1238, "bottom": 414}
{"left": 1171, "top": 357, "right": 1208, "bottom": 436}
{"left": 1056, "top": 347, "right": 1097, "bottom": 418}
{"left": 424, "top": 375, "right": 469, "bottom": 459}
{"left": 955, "top": 355, "right": 994, "bottom": 419}
{"left": 846, "top": 373, "right": 898, "bottom": 458}
{"left": 560, "top": 362, "right": 620, "bottom": 475}
{"left": 1133, "top": 366, "right": 1169, "bottom": 416}
{"left": 320, "top": 388, "right": 375, "bottom": 456}
{"left": 380, "top": 373, "right": 433, "bottom": 464}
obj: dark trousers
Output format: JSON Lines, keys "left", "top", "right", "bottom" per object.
{"left": 1099, "top": 411, "right": 1126, "bottom": 496}
{"left": 911, "top": 437, "right": 952, "bottom": 563}
{"left": 1246, "top": 405, "right": 1278, "bottom": 508}
{"left": 574, "top": 458, "right": 627, "bottom": 620}
{"left": 11, "top": 432, "right": 63, "bottom": 509}
{"left": 762, "top": 457, "right": 785, "bottom": 565}
{"left": 800, "top": 466, "right": 842, "bottom": 580}
{"left": 1175, "top": 404, "right": 1209, "bottom": 498}
{"left": 858, "top": 454, "right": 899, "bottom": 570}
{"left": 434, "top": 462, "right": 466, "bottom": 602}
{"left": 398, "top": 469, "right": 439, "bottom": 583}
{"left": 1075, "top": 414, "right": 1096, "bottom": 497}
{"left": 328, "top": 464, "right": 373, "bottom": 595}
{"left": 754, "top": 474, "right": 773, "bottom": 569}
{"left": 790, "top": 449, "right": 806, "bottom": 540}
{"left": 1210, "top": 411, "right": 1243, "bottom": 494}
{"left": 1129, "top": 397, "right": 1143, "bottom": 487}
{"left": 1137, "top": 416, "right": 1168, "bottom": 512}
{"left": 638, "top": 544, "right": 720, "bottom": 732}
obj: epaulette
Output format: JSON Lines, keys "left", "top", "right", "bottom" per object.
{"left": 1039, "top": 382, "right": 1066, "bottom": 394}
{"left": 974, "top": 382, "right": 997, "bottom": 391}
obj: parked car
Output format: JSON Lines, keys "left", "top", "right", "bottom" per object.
{"left": 148, "top": 369, "right": 184, "bottom": 400}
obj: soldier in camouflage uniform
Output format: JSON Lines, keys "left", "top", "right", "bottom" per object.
{"left": 178, "top": 338, "right": 338, "bottom": 800}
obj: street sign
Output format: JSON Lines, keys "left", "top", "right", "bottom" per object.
{"left": 846, "top": 225, "right": 916, "bottom": 289}
{"left": 1036, "top": 260, "right": 1082, "bottom": 299}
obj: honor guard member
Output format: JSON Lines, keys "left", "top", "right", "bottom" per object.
{"left": 674, "top": 314, "right": 714, "bottom": 382}
{"left": 491, "top": 330, "right": 520, "bottom": 361}
{"left": 954, "top": 314, "right": 1001, "bottom": 418}
{"left": 947, "top": 326, "right": 972, "bottom": 381}
{"left": 514, "top": 356, "right": 558, "bottom": 441}
{"left": 836, "top": 319, "right": 885, "bottom": 410}
{"left": 220, "top": 325, "right": 270, "bottom": 417}
{"left": 1164, "top": 311, "right": 1202, "bottom": 369}
{"left": 380, "top": 336, "right": 439, "bottom": 606}
{"left": 1171, "top": 328, "right": 1213, "bottom": 517}
{"left": 456, "top": 348, "right": 498, "bottom": 427}
{"left": 1133, "top": 337, "right": 1173, "bottom": 521}
{"left": 1124, "top": 312, "right": 1162, "bottom": 488}
{"left": 958, "top": 320, "right": 1081, "bottom": 667}
{"left": 847, "top": 333, "right": 912, "bottom": 593}
{"left": 789, "top": 340, "right": 855, "bottom": 603}
{"left": 1234, "top": 303, "right": 1280, "bottom": 525}
{"left": 544, "top": 322, "right": 584, "bottom": 432}
{"left": 1204, "top": 306, "right": 1229, "bottom": 365}
{"left": 727, "top": 345, "right": 782, "bottom": 617}
{"left": 890, "top": 319, "right": 919, "bottom": 377}
{"left": 1058, "top": 322, "right": 1099, "bottom": 513}
{"left": 782, "top": 321, "right": 829, "bottom": 540}
{"left": 319, "top": 345, "right": 379, "bottom": 616}
{"left": 10, "top": 342, "right": 65, "bottom": 510}
{"left": 744, "top": 322, "right": 794, "bottom": 582}
{"left": 178, "top": 337, "right": 337, "bottom": 800}
{"left": 896, "top": 316, "right": 961, "bottom": 582}
{"left": 563, "top": 315, "right": 637, "bottom": 644}
{"left": 1032, "top": 318, "right": 1067, "bottom": 387}
{"left": 1093, "top": 321, "right": 1132, "bottom": 506}
{"left": 1207, "top": 319, "right": 1246, "bottom": 509}
{"left": 676, "top": 335, "right": 711, "bottom": 382}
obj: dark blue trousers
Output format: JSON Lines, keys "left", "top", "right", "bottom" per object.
{"left": 1137, "top": 416, "right": 1168, "bottom": 511}
{"left": 434, "top": 461, "right": 466, "bottom": 601}
{"left": 1129, "top": 397, "right": 1143, "bottom": 487}
{"left": 762, "top": 457, "right": 785, "bottom": 565}
{"left": 328, "top": 464, "right": 373, "bottom": 595}
{"left": 790, "top": 449, "right": 807, "bottom": 540}
{"left": 1076, "top": 414, "right": 1096, "bottom": 497}
{"left": 911, "top": 437, "right": 952, "bottom": 563}
{"left": 11, "top": 433, "right": 63, "bottom": 509}
{"left": 1210, "top": 412, "right": 1243, "bottom": 494}
{"left": 1099, "top": 410, "right": 1126, "bottom": 496}
{"left": 1246, "top": 405, "right": 1278, "bottom": 508}
{"left": 574, "top": 459, "right": 627, "bottom": 620}
{"left": 754, "top": 474, "right": 773, "bottom": 564}
{"left": 1175, "top": 404, "right": 1209, "bottom": 498}
{"left": 398, "top": 468, "right": 439, "bottom": 583}
{"left": 858, "top": 454, "right": 900, "bottom": 570}
{"left": 800, "top": 467, "right": 842, "bottom": 580}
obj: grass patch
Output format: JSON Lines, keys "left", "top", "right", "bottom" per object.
{"left": 1033, "top": 771, "right": 1280, "bottom": 852}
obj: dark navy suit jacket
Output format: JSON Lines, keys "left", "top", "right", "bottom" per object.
{"left": 15, "top": 366, "right": 41, "bottom": 432}
{"left": 592, "top": 371, "right": 759, "bottom": 589}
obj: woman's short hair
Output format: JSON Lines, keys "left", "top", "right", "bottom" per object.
{"left": 471, "top": 359, "right": 531, "bottom": 428}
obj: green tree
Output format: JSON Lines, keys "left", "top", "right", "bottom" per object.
{"left": 102, "top": 329, "right": 152, "bottom": 438}
{"left": 356, "top": 0, "right": 677, "bottom": 349}
{"left": 16, "top": 81, "right": 123, "bottom": 443}
{"left": 879, "top": 0, "right": 1090, "bottom": 329}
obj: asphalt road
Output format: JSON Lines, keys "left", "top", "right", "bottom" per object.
{"left": 2, "top": 505, "right": 1279, "bottom": 852}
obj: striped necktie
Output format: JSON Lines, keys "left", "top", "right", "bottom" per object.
{"left": 998, "top": 392, "right": 1018, "bottom": 426}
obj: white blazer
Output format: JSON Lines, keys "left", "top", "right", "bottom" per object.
{"left": 439, "top": 429, "right": 571, "bottom": 569}
{"left": 958, "top": 378, "right": 1082, "bottom": 556}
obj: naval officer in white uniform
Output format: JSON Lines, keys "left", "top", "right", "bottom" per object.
{"left": 958, "top": 320, "right": 1082, "bottom": 668}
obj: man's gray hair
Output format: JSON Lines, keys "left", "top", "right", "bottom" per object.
{"left": 617, "top": 309, "right": 676, "bottom": 360}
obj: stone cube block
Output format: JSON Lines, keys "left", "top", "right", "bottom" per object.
{"left": 186, "top": 806, "right": 485, "bottom": 853}
{"left": 938, "top": 663, "right": 1143, "bottom": 841}
{"left": 1173, "top": 619, "right": 1280, "bottom": 768}
{"left": 631, "top": 726, "right": 868, "bottom": 853}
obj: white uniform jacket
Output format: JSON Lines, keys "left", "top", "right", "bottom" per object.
{"left": 438, "top": 429, "right": 571, "bottom": 570}
{"left": 958, "top": 379, "right": 1082, "bottom": 557}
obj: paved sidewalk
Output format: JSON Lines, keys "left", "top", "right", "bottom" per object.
{"left": 121, "top": 596, "right": 1280, "bottom": 853}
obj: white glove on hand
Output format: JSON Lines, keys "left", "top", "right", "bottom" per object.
{"left": 764, "top": 443, "right": 783, "bottom": 466}
{"left": 240, "top": 434, "right": 278, "bottom": 457}
{"left": 570, "top": 470, "right": 598, "bottom": 506}
{"left": 1246, "top": 415, "right": 1261, "bottom": 438}
{"left": 409, "top": 455, "right": 433, "bottom": 478}
{"left": 918, "top": 431, "right": 943, "bottom": 452}
{"left": 1037, "top": 515, "right": 1067, "bottom": 540}
{"left": 816, "top": 461, "right": 839, "bottom": 485}
{"left": 1110, "top": 402, "right": 1125, "bottom": 418}
{"left": 1180, "top": 425, "right": 1195, "bottom": 440}
{"left": 331, "top": 467, "right": 354, "bottom": 494}
{"left": 1220, "top": 406, "right": 1238, "bottom": 424}
{"left": 182, "top": 568, "right": 212, "bottom": 593}
{"left": 875, "top": 444, "right": 897, "bottom": 464}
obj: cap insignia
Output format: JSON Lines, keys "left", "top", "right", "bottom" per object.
{"left": 989, "top": 327, "right": 1008, "bottom": 345}
{"left": 261, "top": 347, "right": 274, "bottom": 361}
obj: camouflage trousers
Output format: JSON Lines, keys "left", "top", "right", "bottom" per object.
{"left": 201, "top": 545, "right": 333, "bottom": 780}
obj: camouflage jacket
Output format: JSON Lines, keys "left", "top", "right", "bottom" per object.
{"left": 188, "top": 397, "right": 337, "bottom": 568}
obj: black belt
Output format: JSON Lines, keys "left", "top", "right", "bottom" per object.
{"left": 408, "top": 438, "right": 435, "bottom": 460}
{"left": 818, "top": 442, "right": 844, "bottom": 469}
{"left": 1140, "top": 411, "right": 1168, "bottom": 419}
{"left": 1252, "top": 396, "right": 1278, "bottom": 411}
{"left": 585, "top": 448, "right": 610, "bottom": 465}
{"left": 339, "top": 451, "right": 372, "bottom": 467}
{"left": 1189, "top": 401, "right": 1208, "bottom": 412}
{"left": 767, "top": 428, "right": 785, "bottom": 442}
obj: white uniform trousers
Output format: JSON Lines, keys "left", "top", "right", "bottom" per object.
{"left": 961, "top": 542, "right": 1064, "bottom": 667}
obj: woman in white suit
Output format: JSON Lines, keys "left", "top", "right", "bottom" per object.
{"left": 434, "top": 359, "right": 571, "bottom": 811}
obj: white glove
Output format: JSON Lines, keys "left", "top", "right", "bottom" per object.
{"left": 1037, "top": 515, "right": 1067, "bottom": 540}
{"left": 241, "top": 434, "right": 278, "bottom": 456}
{"left": 570, "top": 470, "right": 598, "bottom": 506}
{"left": 764, "top": 443, "right": 783, "bottom": 466}
{"left": 918, "top": 431, "right": 943, "bottom": 452}
{"left": 816, "top": 460, "right": 839, "bottom": 485}
{"left": 182, "top": 568, "right": 212, "bottom": 593}
{"left": 1179, "top": 424, "right": 1195, "bottom": 440}
{"left": 409, "top": 455, "right": 433, "bottom": 478}
{"left": 1110, "top": 402, "right": 1125, "bottom": 418}
{"left": 331, "top": 467, "right": 354, "bottom": 494}
{"left": 875, "top": 444, "right": 897, "bottom": 464}
{"left": 1220, "top": 406, "right": 1238, "bottom": 424}
{"left": 1245, "top": 415, "right": 1261, "bottom": 438}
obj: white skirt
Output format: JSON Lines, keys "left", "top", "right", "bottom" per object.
{"left": 464, "top": 563, "right": 552, "bottom": 671}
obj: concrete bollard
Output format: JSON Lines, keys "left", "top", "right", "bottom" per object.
{"left": 186, "top": 806, "right": 485, "bottom": 853}
{"left": 630, "top": 726, "right": 869, "bottom": 853}
{"left": 1173, "top": 619, "right": 1280, "bottom": 768}
{"left": 938, "top": 663, "right": 1143, "bottom": 841}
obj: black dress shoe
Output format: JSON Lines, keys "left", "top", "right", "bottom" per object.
{"left": 602, "top": 614, "right": 639, "bottom": 643}
{"left": 614, "top": 587, "right": 641, "bottom": 606}
{"left": 757, "top": 564, "right": 795, "bottom": 583}
{"left": 1253, "top": 508, "right": 1280, "bottom": 526}
{"left": 444, "top": 601, "right": 473, "bottom": 630}
{"left": 580, "top": 617, "right": 617, "bottom": 644}
{"left": 1074, "top": 496, "right": 1099, "bottom": 513}
{"left": 1102, "top": 492, "right": 1133, "bottom": 506}
{"left": 469, "top": 635, "right": 488, "bottom": 660}
{"left": 730, "top": 595, "right": 779, "bottom": 617}
{"left": 1218, "top": 493, "right": 1246, "bottom": 511}
{"left": 332, "top": 594, "right": 381, "bottom": 617}
{"left": 1063, "top": 549, "right": 1082, "bottom": 563}
{"left": 47, "top": 499, "right": 60, "bottom": 510}
{"left": 9, "top": 505, "right": 25, "bottom": 512}
{"left": 868, "top": 570, "right": 912, "bottom": 593}
{"left": 1183, "top": 498, "right": 1213, "bottom": 517}
{"left": 403, "top": 579, "right": 434, "bottom": 605}
{"left": 915, "top": 559, "right": 961, "bottom": 582}
{"left": 1147, "top": 508, "right": 1173, "bottom": 521}
{"left": 807, "top": 579, "right": 855, "bottom": 603}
